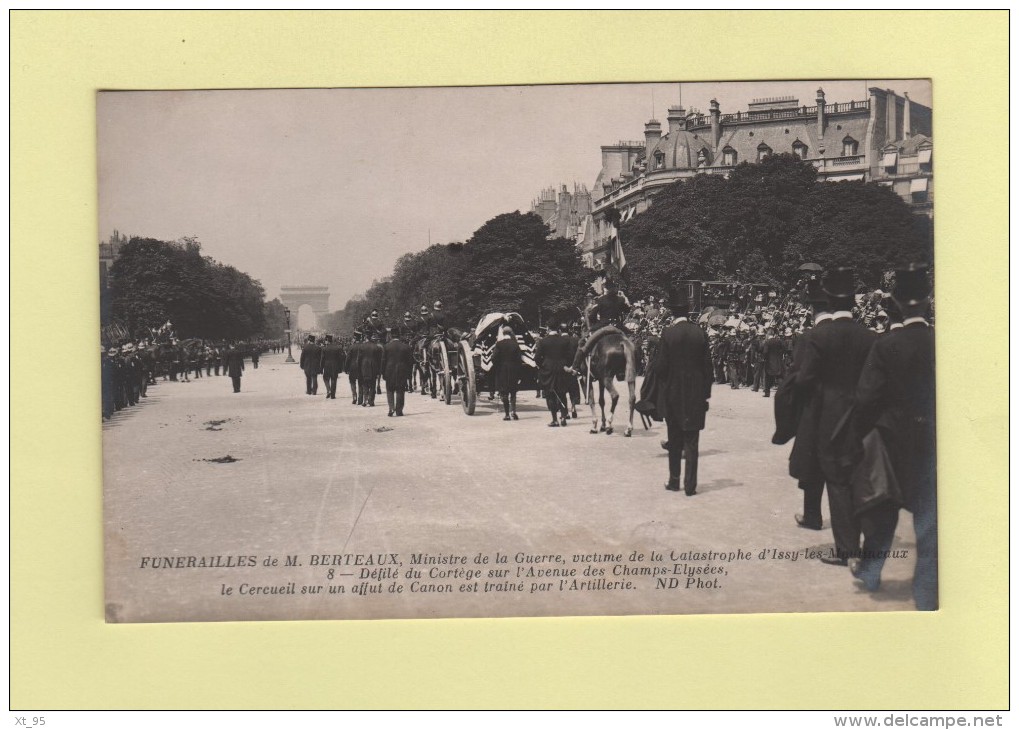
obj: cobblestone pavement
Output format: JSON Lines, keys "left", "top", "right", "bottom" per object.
{"left": 103, "top": 350, "right": 917, "bottom": 622}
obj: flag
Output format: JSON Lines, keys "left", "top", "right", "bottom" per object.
{"left": 609, "top": 226, "right": 627, "bottom": 276}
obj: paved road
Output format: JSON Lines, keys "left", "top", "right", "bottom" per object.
{"left": 103, "top": 350, "right": 917, "bottom": 622}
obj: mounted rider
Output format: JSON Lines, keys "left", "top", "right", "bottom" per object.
{"left": 574, "top": 276, "right": 632, "bottom": 365}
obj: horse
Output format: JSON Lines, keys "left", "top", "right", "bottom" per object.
{"left": 574, "top": 325, "right": 638, "bottom": 437}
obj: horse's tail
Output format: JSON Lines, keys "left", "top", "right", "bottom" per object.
{"left": 620, "top": 337, "right": 637, "bottom": 383}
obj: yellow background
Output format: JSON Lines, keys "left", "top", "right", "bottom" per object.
{"left": 10, "top": 10, "right": 1009, "bottom": 709}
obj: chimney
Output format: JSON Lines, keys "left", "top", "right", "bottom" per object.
{"left": 667, "top": 105, "right": 687, "bottom": 134}
{"left": 886, "top": 89, "right": 897, "bottom": 142}
{"left": 644, "top": 118, "right": 662, "bottom": 160}
{"left": 816, "top": 88, "right": 826, "bottom": 138}
{"left": 709, "top": 99, "right": 721, "bottom": 149}
{"left": 903, "top": 92, "right": 912, "bottom": 137}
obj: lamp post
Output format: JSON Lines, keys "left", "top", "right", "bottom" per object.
{"left": 284, "top": 307, "right": 295, "bottom": 363}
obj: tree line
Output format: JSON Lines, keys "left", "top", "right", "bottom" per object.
{"left": 324, "top": 211, "right": 594, "bottom": 334}
{"left": 108, "top": 236, "right": 284, "bottom": 341}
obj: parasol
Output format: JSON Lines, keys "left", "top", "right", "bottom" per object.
{"left": 707, "top": 311, "right": 728, "bottom": 326}
{"left": 798, "top": 262, "right": 823, "bottom": 272}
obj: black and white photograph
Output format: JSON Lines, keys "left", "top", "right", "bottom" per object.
{"left": 99, "top": 79, "right": 936, "bottom": 623}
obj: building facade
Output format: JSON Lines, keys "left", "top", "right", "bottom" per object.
{"left": 530, "top": 183, "right": 592, "bottom": 241}
{"left": 581, "top": 87, "right": 933, "bottom": 267}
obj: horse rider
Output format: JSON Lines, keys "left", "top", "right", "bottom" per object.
{"left": 575, "top": 277, "right": 632, "bottom": 361}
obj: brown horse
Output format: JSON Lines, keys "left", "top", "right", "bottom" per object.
{"left": 574, "top": 327, "right": 638, "bottom": 436}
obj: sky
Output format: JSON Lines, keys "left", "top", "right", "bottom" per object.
{"left": 98, "top": 79, "right": 931, "bottom": 310}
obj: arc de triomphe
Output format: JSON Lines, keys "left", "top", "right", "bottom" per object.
{"left": 279, "top": 285, "right": 330, "bottom": 330}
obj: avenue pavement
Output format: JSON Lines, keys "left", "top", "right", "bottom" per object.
{"left": 103, "top": 349, "right": 917, "bottom": 622}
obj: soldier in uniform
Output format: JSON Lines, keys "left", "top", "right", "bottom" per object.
{"left": 795, "top": 268, "right": 876, "bottom": 565}
{"left": 300, "top": 334, "right": 321, "bottom": 395}
{"left": 655, "top": 288, "right": 713, "bottom": 496}
{"left": 851, "top": 264, "right": 936, "bottom": 609}
{"left": 319, "top": 334, "right": 344, "bottom": 399}
{"left": 383, "top": 331, "right": 414, "bottom": 417}
{"left": 101, "top": 347, "right": 118, "bottom": 419}
{"left": 345, "top": 330, "right": 364, "bottom": 405}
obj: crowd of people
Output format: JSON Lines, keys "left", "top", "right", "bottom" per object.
{"left": 100, "top": 336, "right": 279, "bottom": 419}
{"left": 103, "top": 266, "right": 936, "bottom": 611}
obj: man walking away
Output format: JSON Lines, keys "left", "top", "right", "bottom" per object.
{"left": 655, "top": 288, "right": 712, "bottom": 496}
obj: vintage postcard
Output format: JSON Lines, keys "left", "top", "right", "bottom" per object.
{"left": 100, "top": 79, "right": 936, "bottom": 622}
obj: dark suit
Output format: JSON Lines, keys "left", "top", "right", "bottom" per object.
{"left": 383, "top": 339, "right": 414, "bottom": 415}
{"left": 225, "top": 348, "right": 245, "bottom": 393}
{"left": 345, "top": 341, "right": 362, "bottom": 404}
{"left": 359, "top": 342, "right": 384, "bottom": 407}
{"left": 852, "top": 322, "right": 936, "bottom": 608}
{"left": 795, "top": 316, "right": 876, "bottom": 559}
{"left": 654, "top": 318, "right": 712, "bottom": 493}
{"left": 786, "top": 319, "right": 831, "bottom": 526}
{"left": 319, "top": 343, "right": 344, "bottom": 399}
{"left": 534, "top": 333, "right": 571, "bottom": 418}
{"left": 300, "top": 342, "right": 322, "bottom": 395}
{"left": 762, "top": 336, "right": 785, "bottom": 396}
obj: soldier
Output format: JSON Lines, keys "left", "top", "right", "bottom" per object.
{"left": 345, "top": 330, "right": 364, "bottom": 405}
{"left": 795, "top": 268, "right": 876, "bottom": 566}
{"left": 725, "top": 330, "right": 742, "bottom": 389}
{"left": 121, "top": 343, "right": 142, "bottom": 406}
{"left": 319, "top": 334, "right": 344, "bottom": 399}
{"left": 851, "top": 264, "right": 936, "bottom": 609}
{"left": 101, "top": 347, "right": 118, "bottom": 419}
{"left": 300, "top": 334, "right": 321, "bottom": 395}
{"left": 383, "top": 331, "right": 414, "bottom": 417}
{"left": 563, "top": 322, "right": 581, "bottom": 419}
{"left": 365, "top": 309, "right": 385, "bottom": 342}
{"left": 762, "top": 326, "right": 786, "bottom": 398}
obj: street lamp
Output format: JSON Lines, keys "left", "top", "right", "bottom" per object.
{"left": 284, "top": 307, "right": 295, "bottom": 363}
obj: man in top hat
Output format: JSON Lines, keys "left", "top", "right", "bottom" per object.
{"left": 575, "top": 277, "right": 632, "bottom": 363}
{"left": 383, "top": 330, "right": 414, "bottom": 416}
{"left": 785, "top": 279, "right": 833, "bottom": 531}
{"left": 654, "top": 287, "right": 713, "bottom": 496}
{"left": 851, "top": 264, "right": 936, "bottom": 609}
{"left": 225, "top": 342, "right": 245, "bottom": 393}
{"left": 359, "top": 332, "right": 384, "bottom": 407}
{"left": 319, "top": 334, "right": 344, "bottom": 399}
{"left": 795, "top": 267, "right": 876, "bottom": 565}
{"left": 534, "top": 322, "right": 572, "bottom": 427}
{"left": 300, "top": 334, "right": 322, "bottom": 395}
{"left": 345, "top": 330, "right": 364, "bottom": 404}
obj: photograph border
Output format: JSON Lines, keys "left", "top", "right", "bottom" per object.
{"left": 11, "top": 9, "right": 1009, "bottom": 709}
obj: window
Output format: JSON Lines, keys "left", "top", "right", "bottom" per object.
{"left": 722, "top": 146, "right": 737, "bottom": 166}
{"left": 654, "top": 152, "right": 665, "bottom": 169}
{"left": 757, "top": 143, "right": 772, "bottom": 162}
{"left": 792, "top": 140, "right": 808, "bottom": 159}
{"left": 842, "top": 136, "right": 858, "bottom": 157}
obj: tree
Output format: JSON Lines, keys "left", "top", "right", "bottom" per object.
{"left": 620, "top": 154, "right": 930, "bottom": 298}
{"left": 262, "top": 298, "right": 288, "bottom": 339}
{"left": 110, "top": 237, "right": 268, "bottom": 341}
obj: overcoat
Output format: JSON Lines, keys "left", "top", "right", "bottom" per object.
{"left": 359, "top": 342, "right": 384, "bottom": 381}
{"left": 344, "top": 342, "right": 362, "bottom": 378}
{"left": 491, "top": 337, "right": 523, "bottom": 394}
{"left": 319, "top": 343, "right": 344, "bottom": 378}
{"left": 225, "top": 348, "right": 245, "bottom": 378}
{"left": 383, "top": 339, "right": 414, "bottom": 391}
{"left": 853, "top": 323, "right": 935, "bottom": 511}
{"left": 794, "top": 318, "right": 876, "bottom": 483}
{"left": 763, "top": 336, "right": 786, "bottom": 376}
{"left": 534, "top": 333, "right": 571, "bottom": 394}
{"left": 300, "top": 342, "right": 322, "bottom": 375}
{"left": 653, "top": 320, "right": 713, "bottom": 431}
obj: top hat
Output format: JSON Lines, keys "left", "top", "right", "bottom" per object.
{"left": 892, "top": 263, "right": 931, "bottom": 306}
{"left": 666, "top": 286, "right": 690, "bottom": 316}
{"left": 822, "top": 267, "right": 856, "bottom": 300}
{"left": 324, "top": 334, "right": 334, "bottom": 342}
